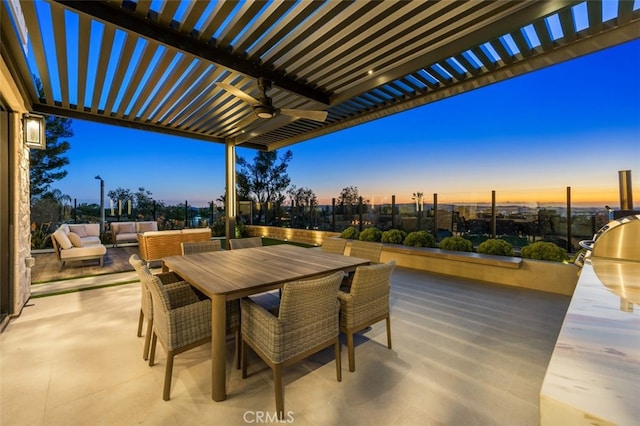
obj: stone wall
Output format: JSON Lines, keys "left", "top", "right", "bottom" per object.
{"left": 1, "top": 56, "right": 32, "bottom": 317}
{"left": 13, "top": 112, "right": 32, "bottom": 314}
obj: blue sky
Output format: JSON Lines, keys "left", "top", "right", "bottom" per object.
{"left": 57, "top": 39, "right": 639, "bottom": 208}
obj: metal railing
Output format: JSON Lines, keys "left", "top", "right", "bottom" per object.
{"left": 30, "top": 186, "right": 632, "bottom": 252}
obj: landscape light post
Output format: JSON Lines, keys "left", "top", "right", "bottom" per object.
{"left": 95, "top": 175, "right": 105, "bottom": 235}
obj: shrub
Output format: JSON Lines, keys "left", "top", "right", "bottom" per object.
{"left": 477, "top": 238, "right": 514, "bottom": 256}
{"left": 403, "top": 230, "right": 435, "bottom": 247}
{"left": 211, "top": 217, "right": 225, "bottom": 237}
{"left": 340, "top": 226, "right": 360, "bottom": 240}
{"left": 439, "top": 236, "right": 473, "bottom": 252}
{"left": 235, "top": 221, "right": 248, "bottom": 238}
{"left": 359, "top": 227, "right": 382, "bottom": 242}
{"left": 521, "top": 241, "right": 568, "bottom": 262}
{"left": 382, "top": 229, "right": 406, "bottom": 244}
{"left": 30, "top": 222, "right": 53, "bottom": 249}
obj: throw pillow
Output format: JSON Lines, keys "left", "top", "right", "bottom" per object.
{"left": 137, "top": 222, "right": 157, "bottom": 232}
{"left": 67, "top": 232, "right": 84, "bottom": 247}
{"left": 53, "top": 229, "right": 73, "bottom": 250}
{"left": 71, "top": 225, "right": 88, "bottom": 237}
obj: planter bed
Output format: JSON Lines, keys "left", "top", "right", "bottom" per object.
{"left": 247, "top": 225, "right": 579, "bottom": 296}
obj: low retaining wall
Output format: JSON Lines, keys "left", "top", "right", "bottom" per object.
{"left": 247, "top": 225, "right": 340, "bottom": 246}
{"left": 378, "top": 245, "right": 578, "bottom": 296}
{"left": 246, "top": 225, "right": 579, "bottom": 296}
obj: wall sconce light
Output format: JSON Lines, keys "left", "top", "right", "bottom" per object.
{"left": 23, "top": 113, "right": 46, "bottom": 149}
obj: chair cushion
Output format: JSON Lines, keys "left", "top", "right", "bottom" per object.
{"left": 67, "top": 232, "right": 84, "bottom": 247}
{"left": 53, "top": 229, "right": 73, "bottom": 250}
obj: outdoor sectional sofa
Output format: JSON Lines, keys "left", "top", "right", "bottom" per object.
{"left": 111, "top": 221, "right": 158, "bottom": 247}
{"left": 137, "top": 228, "right": 212, "bottom": 262}
{"left": 51, "top": 223, "right": 107, "bottom": 269}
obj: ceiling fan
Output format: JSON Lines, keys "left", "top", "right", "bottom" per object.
{"left": 216, "top": 77, "right": 328, "bottom": 124}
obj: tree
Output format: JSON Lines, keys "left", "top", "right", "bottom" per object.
{"left": 236, "top": 150, "right": 293, "bottom": 224}
{"left": 107, "top": 187, "right": 133, "bottom": 217}
{"left": 31, "top": 190, "right": 67, "bottom": 224}
{"left": 337, "top": 186, "right": 361, "bottom": 220}
{"left": 30, "top": 115, "right": 72, "bottom": 199}
{"left": 106, "top": 186, "right": 157, "bottom": 219}
{"left": 133, "top": 187, "right": 155, "bottom": 219}
{"left": 288, "top": 185, "right": 317, "bottom": 228}
{"left": 412, "top": 191, "right": 424, "bottom": 229}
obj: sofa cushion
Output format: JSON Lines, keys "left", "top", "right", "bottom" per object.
{"left": 137, "top": 222, "right": 157, "bottom": 232}
{"left": 82, "top": 223, "right": 101, "bottom": 237}
{"left": 59, "top": 244, "right": 107, "bottom": 260}
{"left": 53, "top": 229, "right": 73, "bottom": 250}
{"left": 69, "top": 225, "right": 88, "bottom": 237}
{"left": 82, "top": 236, "right": 102, "bottom": 247}
{"left": 181, "top": 228, "right": 211, "bottom": 234}
{"left": 67, "top": 232, "right": 84, "bottom": 247}
{"left": 81, "top": 236, "right": 102, "bottom": 245}
{"left": 140, "top": 230, "right": 182, "bottom": 237}
{"left": 117, "top": 223, "right": 136, "bottom": 233}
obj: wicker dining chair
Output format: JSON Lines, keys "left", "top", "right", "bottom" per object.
{"left": 181, "top": 240, "right": 222, "bottom": 254}
{"left": 342, "top": 240, "right": 383, "bottom": 289}
{"left": 241, "top": 271, "right": 344, "bottom": 419}
{"left": 142, "top": 270, "right": 212, "bottom": 401}
{"left": 179, "top": 238, "right": 243, "bottom": 369}
{"left": 321, "top": 237, "right": 347, "bottom": 255}
{"left": 129, "top": 254, "right": 195, "bottom": 360}
{"left": 229, "top": 236, "right": 263, "bottom": 249}
{"left": 348, "top": 240, "right": 383, "bottom": 263}
{"left": 337, "top": 260, "right": 396, "bottom": 372}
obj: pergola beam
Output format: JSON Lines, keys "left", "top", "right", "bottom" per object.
{"left": 332, "top": 1, "right": 582, "bottom": 104}
{"left": 52, "top": 0, "right": 331, "bottom": 106}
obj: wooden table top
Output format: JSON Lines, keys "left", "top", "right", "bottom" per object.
{"left": 162, "top": 244, "right": 369, "bottom": 299}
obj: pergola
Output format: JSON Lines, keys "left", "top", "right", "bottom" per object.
{"left": 1, "top": 0, "right": 640, "bottom": 240}
{"left": 3, "top": 1, "right": 639, "bottom": 146}
{"left": 1, "top": 0, "right": 639, "bottom": 241}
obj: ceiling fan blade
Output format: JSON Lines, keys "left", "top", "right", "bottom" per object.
{"left": 280, "top": 108, "right": 328, "bottom": 122}
{"left": 216, "top": 82, "right": 260, "bottom": 106}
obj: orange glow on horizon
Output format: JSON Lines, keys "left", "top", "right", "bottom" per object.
{"left": 315, "top": 187, "right": 639, "bottom": 208}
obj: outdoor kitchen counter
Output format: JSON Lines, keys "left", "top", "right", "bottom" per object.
{"left": 539, "top": 257, "right": 640, "bottom": 425}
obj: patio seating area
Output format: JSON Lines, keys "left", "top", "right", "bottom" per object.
{"left": 30, "top": 246, "right": 139, "bottom": 283}
{"left": 2, "top": 262, "right": 570, "bottom": 425}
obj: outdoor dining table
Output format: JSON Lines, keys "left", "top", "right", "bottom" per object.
{"left": 162, "top": 243, "right": 371, "bottom": 401}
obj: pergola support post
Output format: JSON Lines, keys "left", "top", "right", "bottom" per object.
{"left": 225, "top": 141, "right": 237, "bottom": 248}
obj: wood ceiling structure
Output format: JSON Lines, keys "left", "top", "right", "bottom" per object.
{"left": 2, "top": 0, "right": 639, "bottom": 150}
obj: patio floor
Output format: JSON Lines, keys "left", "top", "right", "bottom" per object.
{"left": 30, "top": 246, "right": 141, "bottom": 284}
{"left": 2, "top": 259, "right": 570, "bottom": 425}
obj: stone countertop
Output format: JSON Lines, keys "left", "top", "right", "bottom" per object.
{"left": 540, "top": 257, "right": 640, "bottom": 425}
